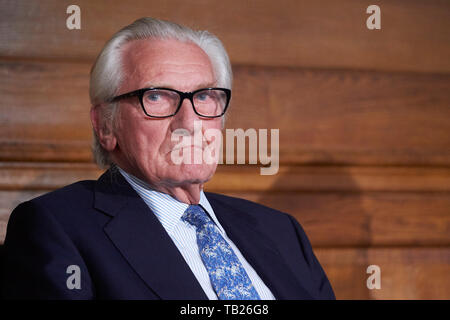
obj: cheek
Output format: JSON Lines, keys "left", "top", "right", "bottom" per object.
{"left": 203, "top": 120, "right": 223, "bottom": 139}
{"left": 115, "top": 114, "right": 169, "bottom": 158}
{"left": 202, "top": 118, "right": 222, "bottom": 129}
{"left": 133, "top": 126, "right": 169, "bottom": 158}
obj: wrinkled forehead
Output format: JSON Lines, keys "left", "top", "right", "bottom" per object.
{"left": 119, "top": 38, "right": 216, "bottom": 91}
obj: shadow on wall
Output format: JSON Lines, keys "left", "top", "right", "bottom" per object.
{"left": 252, "top": 160, "right": 372, "bottom": 299}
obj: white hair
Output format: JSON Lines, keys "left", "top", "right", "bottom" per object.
{"left": 89, "top": 17, "right": 233, "bottom": 168}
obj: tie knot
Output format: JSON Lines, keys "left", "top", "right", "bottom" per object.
{"left": 182, "top": 205, "right": 211, "bottom": 229}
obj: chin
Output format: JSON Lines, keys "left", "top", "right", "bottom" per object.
{"left": 167, "top": 163, "right": 217, "bottom": 185}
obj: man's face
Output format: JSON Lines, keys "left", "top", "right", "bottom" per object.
{"left": 110, "top": 39, "right": 222, "bottom": 188}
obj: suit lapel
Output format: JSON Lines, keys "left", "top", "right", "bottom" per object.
{"left": 208, "top": 195, "right": 314, "bottom": 300}
{"left": 94, "top": 169, "right": 207, "bottom": 300}
{"left": 93, "top": 169, "right": 313, "bottom": 299}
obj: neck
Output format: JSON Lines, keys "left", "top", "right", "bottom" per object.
{"left": 115, "top": 165, "right": 203, "bottom": 204}
{"left": 152, "top": 183, "right": 203, "bottom": 204}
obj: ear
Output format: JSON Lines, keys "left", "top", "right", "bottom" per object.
{"left": 90, "top": 104, "right": 117, "bottom": 152}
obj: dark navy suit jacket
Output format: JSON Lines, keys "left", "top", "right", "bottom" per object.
{"left": 1, "top": 169, "right": 335, "bottom": 299}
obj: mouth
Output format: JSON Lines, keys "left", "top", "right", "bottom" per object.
{"left": 168, "top": 144, "right": 205, "bottom": 154}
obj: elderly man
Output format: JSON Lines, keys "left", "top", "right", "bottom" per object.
{"left": 1, "top": 18, "right": 334, "bottom": 300}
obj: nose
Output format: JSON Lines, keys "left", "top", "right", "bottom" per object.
{"left": 169, "top": 98, "right": 200, "bottom": 135}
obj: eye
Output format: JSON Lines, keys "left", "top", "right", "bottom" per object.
{"left": 146, "top": 93, "right": 161, "bottom": 102}
{"left": 195, "top": 91, "right": 216, "bottom": 103}
{"left": 197, "top": 93, "right": 209, "bottom": 101}
{"left": 143, "top": 90, "right": 175, "bottom": 104}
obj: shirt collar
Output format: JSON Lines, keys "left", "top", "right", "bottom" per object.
{"left": 117, "top": 167, "right": 224, "bottom": 235}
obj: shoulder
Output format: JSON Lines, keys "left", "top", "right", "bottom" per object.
{"left": 204, "top": 192, "right": 313, "bottom": 250}
{"left": 27, "top": 179, "right": 96, "bottom": 211}
{"left": 204, "top": 192, "right": 321, "bottom": 275}
{"left": 205, "top": 191, "right": 296, "bottom": 225}
{"left": 5, "top": 178, "right": 106, "bottom": 256}
{"left": 9, "top": 179, "right": 98, "bottom": 230}
{"left": 205, "top": 192, "right": 282, "bottom": 212}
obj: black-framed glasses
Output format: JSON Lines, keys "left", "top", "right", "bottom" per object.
{"left": 110, "top": 87, "right": 231, "bottom": 118}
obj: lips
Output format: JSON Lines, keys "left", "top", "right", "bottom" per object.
{"left": 168, "top": 143, "right": 206, "bottom": 154}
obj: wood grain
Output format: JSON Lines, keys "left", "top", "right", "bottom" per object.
{"left": 1, "top": 61, "right": 449, "bottom": 165}
{"left": 228, "top": 66, "right": 450, "bottom": 166}
{"left": 211, "top": 165, "right": 450, "bottom": 193}
{"left": 316, "top": 247, "right": 450, "bottom": 299}
{"left": 1, "top": 163, "right": 449, "bottom": 192}
{"left": 231, "top": 190, "right": 450, "bottom": 247}
{"left": 1, "top": 0, "right": 449, "bottom": 73}
{"left": 0, "top": 162, "right": 101, "bottom": 190}
{"left": 1, "top": 0, "right": 449, "bottom": 299}
{"left": 0, "top": 60, "right": 92, "bottom": 146}
{"left": 0, "top": 163, "right": 449, "bottom": 247}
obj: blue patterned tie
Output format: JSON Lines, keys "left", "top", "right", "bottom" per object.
{"left": 182, "top": 205, "right": 261, "bottom": 300}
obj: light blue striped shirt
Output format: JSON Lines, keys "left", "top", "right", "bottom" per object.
{"left": 117, "top": 167, "right": 275, "bottom": 300}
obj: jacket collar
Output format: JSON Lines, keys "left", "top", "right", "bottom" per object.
{"left": 94, "top": 168, "right": 208, "bottom": 299}
{"left": 207, "top": 194, "right": 314, "bottom": 300}
{"left": 94, "top": 168, "right": 313, "bottom": 299}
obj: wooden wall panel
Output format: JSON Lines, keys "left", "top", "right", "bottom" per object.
{"left": 230, "top": 190, "right": 450, "bottom": 247}
{"left": 2, "top": 164, "right": 450, "bottom": 192}
{"left": 0, "top": 60, "right": 92, "bottom": 161}
{"left": 1, "top": 0, "right": 449, "bottom": 73}
{"left": 211, "top": 166, "right": 450, "bottom": 193}
{"left": 0, "top": 164, "right": 449, "bottom": 248}
{"left": 0, "top": 163, "right": 101, "bottom": 191}
{"left": 2, "top": 60, "right": 449, "bottom": 165}
{"left": 0, "top": 0, "right": 449, "bottom": 300}
{"left": 316, "top": 248, "right": 450, "bottom": 299}
{"left": 1, "top": 190, "right": 449, "bottom": 299}
{"left": 229, "top": 67, "right": 450, "bottom": 166}
{"left": 5, "top": 187, "right": 450, "bottom": 249}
